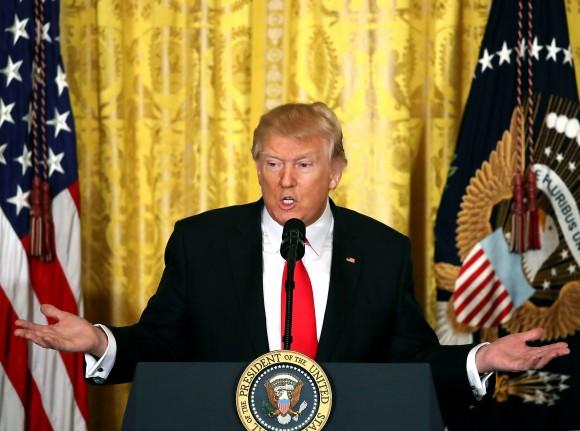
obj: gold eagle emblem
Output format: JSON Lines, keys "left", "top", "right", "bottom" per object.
{"left": 436, "top": 100, "right": 580, "bottom": 342}
{"left": 265, "top": 380, "right": 305, "bottom": 418}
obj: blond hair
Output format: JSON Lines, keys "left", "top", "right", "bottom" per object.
{"left": 251, "top": 102, "right": 347, "bottom": 164}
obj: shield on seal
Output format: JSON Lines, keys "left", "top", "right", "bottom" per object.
{"left": 278, "top": 397, "right": 290, "bottom": 415}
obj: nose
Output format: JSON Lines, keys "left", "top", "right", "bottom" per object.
{"left": 280, "top": 164, "right": 296, "bottom": 188}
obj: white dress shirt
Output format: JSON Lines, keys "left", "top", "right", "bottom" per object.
{"left": 261, "top": 200, "right": 333, "bottom": 349}
{"left": 86, "top": 200, "right": 491, "bottom": 397}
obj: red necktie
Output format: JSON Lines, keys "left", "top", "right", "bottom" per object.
{"left": 281, "top": 259, "right": 318, "bottom": 358}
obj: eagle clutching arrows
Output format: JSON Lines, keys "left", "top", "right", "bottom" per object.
{"left": 265, "top": 380, "right": 307, "bottom": 425}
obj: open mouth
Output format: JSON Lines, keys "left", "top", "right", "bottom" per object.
{"left": 280, "top": 196, "right": 296, "bottom": 208}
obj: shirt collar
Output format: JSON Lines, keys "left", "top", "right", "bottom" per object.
{"left": 261, "top": 200, "right": 334, "bottom": 255}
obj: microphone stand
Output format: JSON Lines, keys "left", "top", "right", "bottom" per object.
{"left": 282, "top": 233, "right": 299, "bottom": 351}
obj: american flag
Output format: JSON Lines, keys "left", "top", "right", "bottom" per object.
{"left": 0, "top": 0, "right": 87, "bottom": 430}
{"left": 453, "top": 245, "right": 514, "bottom": 328}
{"left": 452, "top": 229, "right": 535, "bottom": 328}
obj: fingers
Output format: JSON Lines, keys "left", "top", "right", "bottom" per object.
{"left": 14, "top": 326, "right": 61, "bottom": 350}
{"left": 14, "top": 313, "right": 63, "bottom": 350}
{"left": 520, "top": 327, "right": 544, "bottom": 342}
{"left": 14, "top": 319, "right": 40, "bottom": 330}
{"left": 522, "top": 343, "right": 571, "bottom": 370}
{"left": 40, "top": 304, "right": 66, "bottom": 321}
{"left": 14, "top": 304, "right": 66, "bottom": 327}
{"left": 533, "top": 348, "right": 570, "bottom": 370}
{"left": 15, "top": 329, "right": 50, "bottom": 349}
{"left": 527, "top": 342, "right": 570, "bottom": 366}
{"left": 532, "top": 342, "right": 569, "bottom": 356}
{"left": 14, "top": 316, "right": 59, "bottom": 338}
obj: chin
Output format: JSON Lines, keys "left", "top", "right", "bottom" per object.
{"left": 274, "top": 212, "right": 303, "bottom": 226}
{"left": 277, "top": 214, "right": 297, "bottom": 225}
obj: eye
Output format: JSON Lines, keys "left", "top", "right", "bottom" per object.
{"left": 297, "top": 161, "right": 313, "bottom": 169}
{"left": 264, "top": 159, "right": 281, "bottom": 169}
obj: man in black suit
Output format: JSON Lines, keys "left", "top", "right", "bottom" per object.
{"left": 15, "top": 102, "right": 569, "bottom": 404}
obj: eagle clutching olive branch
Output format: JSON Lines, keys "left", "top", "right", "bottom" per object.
{"left": 265, "top": 380, "right": 308, "bottom": 425}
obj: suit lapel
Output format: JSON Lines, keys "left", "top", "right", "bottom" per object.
{"left": 317, "top": 203, "right": 361, "bottom": 361}
{"left": 228, "top": 200, "right": 270, "bottom": 357}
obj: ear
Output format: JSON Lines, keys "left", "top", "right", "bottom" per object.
{"left": 328, "top": 159, "right": 345, "bottom": 190}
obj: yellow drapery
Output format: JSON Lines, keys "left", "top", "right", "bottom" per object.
{"left": 59, "top": 1, "right": 580, "bottom": 429}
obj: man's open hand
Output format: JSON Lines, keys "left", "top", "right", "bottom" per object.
{"left": 14, "top": 304, "right": 108, "bottom": 357}
{"left": 475, "top": 328, "right": 570, "bottom": 374}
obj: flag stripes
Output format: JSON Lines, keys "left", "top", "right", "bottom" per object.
{"left": 452, "top": 243, "right": 515, "bottom": 328}
{"left": 0, "top": 195, "right": 86, "bottom": 430}
{"left": 0, "top": 364, "right": 26, "bottom": 430}
{"left": 0, "top": 288, "right": 53, "bottom": 431}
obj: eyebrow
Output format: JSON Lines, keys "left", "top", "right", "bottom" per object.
{"left": 261, "top": 152, "right": 318, "bottom": 161}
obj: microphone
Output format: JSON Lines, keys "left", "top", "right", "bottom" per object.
{"left": 280, "top": 218, "right": 305, "bottom": 351}
{"left": 280, "top": 219, "right": 306, "bottom": 262}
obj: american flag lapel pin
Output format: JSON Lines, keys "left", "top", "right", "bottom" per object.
{"left": 345, "top": 257, "right": 356, "bottom": 264}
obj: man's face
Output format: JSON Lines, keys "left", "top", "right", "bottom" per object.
{"left": 256, "top": 134, "right": 343, "bottom": 226}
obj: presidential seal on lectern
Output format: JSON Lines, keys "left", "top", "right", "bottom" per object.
{"left": 236, "top": 350, "right": 332, "bottom": 431}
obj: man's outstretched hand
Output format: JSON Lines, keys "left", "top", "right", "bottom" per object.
{"left": 14, "top": 304, "right": 108, "bottom": 357}
{"left": 475, "top": 328, "right": 570, "bottom": 374}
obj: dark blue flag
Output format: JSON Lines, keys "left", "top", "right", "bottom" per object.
{"left": 433, "top": 0, "right": 579, "bottom": 430}
{"left": 435, "top": 0, "right": 577, "bottom": 266}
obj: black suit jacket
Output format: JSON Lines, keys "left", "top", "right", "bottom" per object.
{"left": 107, "top": 199, "right": 473, "bottom": 401}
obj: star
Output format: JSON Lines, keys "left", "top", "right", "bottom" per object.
{"left": 47, "top": 148, "right": 65, "bottom": 176}
{"left": 544, "top": 146, "right": 552, "bottom": 157}
{"left": 545, "top": 38, "right": 561, "bottom": 62}
{"left": 4, "top": 15, "right": 29, "bottom": 46}
{"left": 569, "top": 162, "right": 577, "bottom": 172}
{"left": 22, "top": 104, "right": 33, "bottom": 133}
{"left": 550, "top": 268, "right": 557, "bottom": 276}
{"left": 0, "top": 56, "right": 23, "bottom": 87}
{"left": 530, "top": 37, "right": 543, "bottom": 60}
{"left": 561, "top": 249, "right": 569, "bottom": 259}
{"left": 0, "top": 143, "right": 6, "bottom": 165}
{"left": 6, "top": 185, "right": 30, "bottom": 216}
{"left": 0, "top": 98, "right": 15, "bottom": 127}
{"left": 42, "top": 22, "right": 52, "bottom": 43}
{"left": 46, "top": 108, "right": 71, "bottom": 137}
{"left": 555, "top": 153, "right": 564, "bottom": 163}
{"left": 478, "top": 48, "right": 495, "bottom": 72}
{"left": 568, "top": 264, "right": 577, "bottom": 275}
{"left": 497, "top": 42, "right": 512, "bottom": 65}
{"left": 14, "top": 145, "right": 32, "bottom": 175}
{"left": 542, "top": 280, "right": 550, "bottom": 290}
{"left": 55, "top": 65, "right": 68, "bottom": 96}
{"left": 562, "top": 45, "right": 573, "bottom": 66}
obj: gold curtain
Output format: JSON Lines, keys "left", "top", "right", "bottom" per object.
{"left": 60, "top": 1, "right": 580, "bottom": 429}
